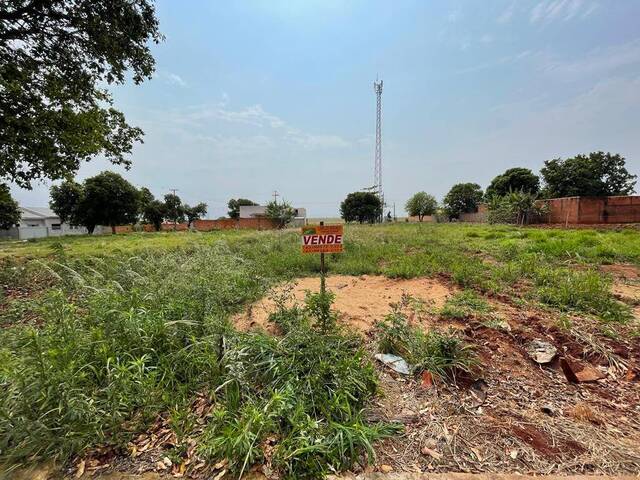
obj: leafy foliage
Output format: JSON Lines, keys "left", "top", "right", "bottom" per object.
{"left": 376, "top": 298, "right": 476, "bottom": 380}
{"left": 0, "top": 0, "right": 162, "bottom": 188}
{"left": 0, "top": 183, "right": 20, "bottom": 229}
{"left": 0, "top": 248, "right": 398, "bottom": 477}
{"left": 540, "top": 152, "right": 637, "bottom": 198}
{"left": 143, "top": 199, "right": 166, "bottom": 231}
{"left": 485, "top": 167, "right": 540, "bottom": 198}
{"left": 443, "top": 183, "right": 484, "bottom": 219}
{"left": 405, "top": 191, "right": 437, "bottom": 221}
{"left": 487, "top": 191, "right": 549, "bottom": 225}
{"left": 340, "top": 192, "right": 382, "bottom": 224}
{"left": 49, "top": 180, "right": 84, "bottom": 225}
{"left": 228, "top": 198, "right": 258, "bottom": 220}
{"left": 163, "top": 193, "right": 185, "bottom": 226}
{"left": 265, "top": 200, "right": 295, "bottom": 228}
{"left": 185, "top": 202, "right": 208, "bottom": 228}
{"left": 49, "top": 172, "right": 139, "bottom": 233}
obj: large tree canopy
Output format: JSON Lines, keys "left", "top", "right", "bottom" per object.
{"left": 185, "top": 202, "right": 207, "bottom": 228}
{"left": 405, "top": 192, "right": 437, "bottom": 221}
{"left": 0, "top": 0, "right": 162, "bottom": 188}
{"left": 485, "top": 167, "right": 540, "bottom": 198}
{"left": 227, "top": 198, "right": 258, "bottom": 219}
{"left": 49, "top": 180, "right": 83, "bottom": 225}
{"left": 443, "top": 183, "right": 484, "bottom": 219}
{"left": 540, "top": 152, "right": 637, "bottom": 198}
{"left": 50, "top": 172, "right": 139, "bottom": 234}
{"left": 265, "top": 200, "right": 295, "bottom": 229}
{"left": 0, "top": 183, "right": 20, "bottom": 229}
{"left": 340, "top": 192, "right": 382, "bottom": 224}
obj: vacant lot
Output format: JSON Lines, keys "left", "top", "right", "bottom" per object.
{"left": 1, "top": 224, "right": 638, "bottom": 478}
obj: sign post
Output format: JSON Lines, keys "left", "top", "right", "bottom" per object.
{"left": 301, "top": 222, "right": 344, "bottom": 294}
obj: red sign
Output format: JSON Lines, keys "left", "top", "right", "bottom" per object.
{"left": 301, "top": 225, "right": 344, "bottom": 253}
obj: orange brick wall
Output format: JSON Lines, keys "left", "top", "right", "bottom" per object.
{"left": 541, "top": 196, "right": 640, "bottom": 224}
{"left": 113, "top": 217, "right": 280, "bottom": 234}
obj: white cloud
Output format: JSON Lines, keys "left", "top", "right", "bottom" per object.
{"left": 156, "top": 102, "right": 352, "bottom": 152}
{"left": 530, "top": 0, "right": 597, "bottom": 24}
{"left": 542, "top": 39, "right": 640, "bottom": 79}
{"left": 496, "top": 2, "right": 515, "bottom": 24}
{"left": 165, "top": 72, "right": 187, "bottom": 87}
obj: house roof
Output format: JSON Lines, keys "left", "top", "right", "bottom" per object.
{"left": 20, "top": 206, "right": 58, "bottom": 219}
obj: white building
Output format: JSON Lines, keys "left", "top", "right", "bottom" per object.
{"left": 239, "top": 205, "right": 307, "bottom": 226}
{"left": 0, "top": 206, "right": 91, "bottom": 240}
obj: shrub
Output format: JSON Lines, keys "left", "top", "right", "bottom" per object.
{"left": 376, "top": 299, "right": 476, "bottom": 380}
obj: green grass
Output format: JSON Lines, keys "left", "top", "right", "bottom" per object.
{"left": 0, "top": 222, "right": 638, "bottom": 476}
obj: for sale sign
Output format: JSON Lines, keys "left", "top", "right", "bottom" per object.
{"left": 301, "top": 225, "right": 344, "bottom": 253}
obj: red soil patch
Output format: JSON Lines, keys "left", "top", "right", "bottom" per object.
{"left": 233, "top": 275, "right": 455, "bottom": 334}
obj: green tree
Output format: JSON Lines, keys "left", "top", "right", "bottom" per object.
{"left": 487, "top": 191, "right": 548, "bottom": 225}
{"left": 265, "top": 200, "right": 295, "bottom": 228}
{"left": 0, "top": 184, "right": 20, "bottom": 229}
{"left": 485, "top": 167, "right": 540, "bottom": 198}
{"left": 184, "top": 202, "right": 208, "bottom": 228}
{"left": 443, "top": 183, "right": 484, "bottom": 219}
{"left": 0, "top": 0, "right": 162, "bottom": 188}
{"left": 143, "top": 199, "right": 165, "bottom": 231}
{"left": 340, "top": 192, "right": 382, "bottom": 224}
{"left": 49, "top": 181, "right": 83, "bottom": 225}
{"left": 79, "top": 172, "right": 140, "bottom": 234}
{"left": 540, "top": 152, "right": 637, "bottom": 198}
{"left": 137, "top": 187, "right": 154, "bottom": 218}
{"left": 227, "top": 198, "right": 258, "bottom": 219}
{"left": 163, "top": 193, "right": 185, "bottom": 228}
{"left": 405, "top": 192, "right": 437, "bottom": 221}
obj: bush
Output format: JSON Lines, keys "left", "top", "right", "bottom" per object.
{"left": 487, "top": 192, "right": 549, "bottom": 225}
{"left": 376, "top": 298, "right": 476, "bottom": 380}
{"left": 0, "top": 248, "right": 398, "bottom": 478}
{"left": 487, "top": 191, "right": 549, "bottom": 225}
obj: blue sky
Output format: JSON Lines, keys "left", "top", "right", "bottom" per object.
{"left": 12, "top": 0, "right": 640, "bottom": 218}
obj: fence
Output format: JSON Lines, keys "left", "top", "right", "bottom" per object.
{"left": 113, "top": 217, "right": 280, "bottom": 234}
{"left": 454, "top": 196, "right": 640, "bottom": 225}
{"left": 540, "top": 196, "right": 640, "bottom": 225}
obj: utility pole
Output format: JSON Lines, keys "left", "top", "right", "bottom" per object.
{"left": 373, "top": 78, "right": 383, "bottom": 223}
{"left": 272, "top": 190, "right": 280, "bottom": 205}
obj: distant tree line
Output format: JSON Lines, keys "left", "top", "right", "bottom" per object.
{"left": 337, "top": 151, "right": 636, "bottom": 225}
{"left": 49, "top": 172, "right": 207, "bottom": 234}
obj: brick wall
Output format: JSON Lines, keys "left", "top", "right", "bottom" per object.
{"left": 541, "top": 196, "right": 640, "bottom": 224}
{"left": 113, "top": 217, "right": 281, "bottom": 234}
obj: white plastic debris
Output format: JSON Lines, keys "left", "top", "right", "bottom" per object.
{"left": 374, "top": 353, "right": 411, "bottom": 375}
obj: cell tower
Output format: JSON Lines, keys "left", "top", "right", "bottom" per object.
{"left": 373, "top": 79, "right": 383, "bottom": 220}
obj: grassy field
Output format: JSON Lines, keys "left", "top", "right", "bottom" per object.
{"left": 0, "top": 223, "right": 638, "bottom": 477}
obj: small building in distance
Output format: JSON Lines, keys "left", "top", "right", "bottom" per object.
{"left": 0, "top": 206, "right": 92, "bottom": 240}
{"left": 239, "top": 205, "right": 307, "bottom": 226}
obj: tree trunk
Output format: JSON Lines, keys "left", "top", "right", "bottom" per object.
{"left": 111, "top": 225, "right": 116, "bottom": 235}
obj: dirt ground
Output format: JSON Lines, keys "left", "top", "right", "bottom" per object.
{"left": 233, "top": 275, "right": 455, "bottom": 334}
{"left": 234, "top": 273, "right": 640, "bottom": 477}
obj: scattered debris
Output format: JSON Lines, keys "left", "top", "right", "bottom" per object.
{"left": 420, "top": 370, "right": 434, "bottom": 388}
{"left": 468, "top": 378, "right": 488, "bottom": 408}
{"left": 375, "top": 353, "right": 410, "bottom": 375}
{"left": 526, "top": 340, "right": 557, "bottom": 364}
{"left": 561, "top": 358, "right": 606, "bottom": 383}
{"left": 379, "top": 464, "right": 394, "bottom": 473}
{"left": 420, "top": 446, "right": 443, "bottom": 460}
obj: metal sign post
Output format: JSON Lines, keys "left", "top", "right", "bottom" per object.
{"left": 301, "top": 222, "right": 344, "bottom": 293}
